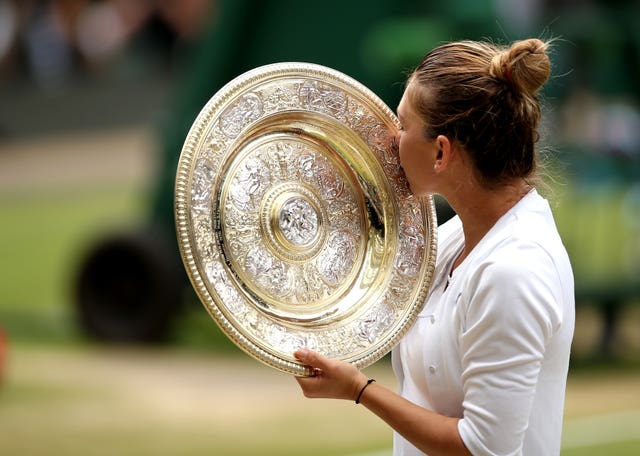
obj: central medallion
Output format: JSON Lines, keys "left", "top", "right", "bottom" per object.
{"left": 261, "top": 183, "right": 326, "bottom": 263}
{"left": 278, "top": 197, "right": 319, "bottom": 247}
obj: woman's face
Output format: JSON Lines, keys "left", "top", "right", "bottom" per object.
{"left": 396, "top": 86, "right": 438, "bottom": 197}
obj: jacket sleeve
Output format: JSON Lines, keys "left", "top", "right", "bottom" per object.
{"left": 456, "top": 243, "right": 563, "bottom": 455}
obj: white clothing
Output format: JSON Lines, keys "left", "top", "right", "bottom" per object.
{"left": 392, "top": 190, "right": 575, "bottom": 455}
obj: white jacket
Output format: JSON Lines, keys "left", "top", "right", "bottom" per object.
{"left": 392, "top": 190, "right": 575, "bottom": 455}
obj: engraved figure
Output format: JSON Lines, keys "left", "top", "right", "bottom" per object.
{"left": 313, "top": 157, "right": 345, "bottom": 200}
{"left": 261, "top": 85, "right": 300, "bottom": 113}
{"left": 267, "top": 324, "right": 318, "bottom": 354}
{"left": 220, "top": 93, "right": 263, "bottom": 138}
{"left": 395, "top": 226, "right": 424, "bottom": 278}
{"left": 278, "top": 198, "right": 319, "bottom": 246}
{"left": 266, "top": 141, "right": 297, "bottom": 180}
{"left": 295, "top": 262, "right": 326, "bottom": 303}
{"left": 353, "top": 303, "right": 394, "bottom": 345}
{"left": 192, "top": 159, "right": 216, "bottom": 209}
{"left": 299, "top": 81, "right": 347, "bottom": 117}
{"left": 230, "top": 158, "right": 271, "bottom": 211}
{"left": 204, "top": 131, "right": 227, "bottom": 166}
{"left": 245, "top": 246, "right": 293, "bottom": 297}
{"left": 297, "top": 153, "right": 317, "bottom": 182}
{"left": 317, "top": 231, "right": 357, "bottom": 286}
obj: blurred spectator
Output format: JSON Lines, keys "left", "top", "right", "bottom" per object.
{"left": 21, "top": 0, "right": 82, "bottom": 89}
{"left": 0, "top": 0, "right": 215, "bottom": 90}
{"left": 74, "top": 0, "right": 131, "bottom": 70}
{"left": 561, "top": 90, "right": 640, "bottom": 160}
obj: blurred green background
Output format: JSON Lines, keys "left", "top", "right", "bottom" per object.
{"left": 1, "top": 0, "right": 639, "bottom": 455}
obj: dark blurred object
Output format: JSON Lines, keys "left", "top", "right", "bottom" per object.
{"left": 76, "top": 228, "right": 184, "bottom": 343}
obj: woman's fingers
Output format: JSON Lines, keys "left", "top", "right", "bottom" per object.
{"left": 294, "top": 347, "right": 327, "bottom": 370}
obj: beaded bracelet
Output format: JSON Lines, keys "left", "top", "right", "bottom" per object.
{"left": 355, "top": 378, "right": 375, "bottom": 404}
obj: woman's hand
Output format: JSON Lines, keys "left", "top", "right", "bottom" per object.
{"left": 294, "top": 348, "right": 469, "bottom": 455}
{"left": 294, "top": 348, "right": 369, "bottom": 401}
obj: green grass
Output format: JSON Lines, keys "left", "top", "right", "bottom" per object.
{"left": 0, "top": 185, "right": 148, "bottom": 343}
{"left": 562, "top": 441, "right": 640, "bottom": 456}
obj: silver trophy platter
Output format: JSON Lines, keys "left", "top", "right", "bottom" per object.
{"left": 174, "top": 63, "right": 437, "bottom": 375}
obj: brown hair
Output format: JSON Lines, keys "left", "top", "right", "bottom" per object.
{"left": 408, "top": 38, "right": 552, "bottom": 188}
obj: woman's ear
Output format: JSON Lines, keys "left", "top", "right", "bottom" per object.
{"left": 433, "top": 135, "right": 452, "bottom": 173}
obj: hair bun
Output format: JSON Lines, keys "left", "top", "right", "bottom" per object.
{"left": 490, "top": 38, "right": 551, "bottom": 96}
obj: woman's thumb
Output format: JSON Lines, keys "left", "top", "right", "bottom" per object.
{"left": 294, "top": 348, "right": 325, "bottom": 368}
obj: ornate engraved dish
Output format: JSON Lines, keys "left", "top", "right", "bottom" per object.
{"left": 174, "top": 63, "right": 437, "bottom": 376}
